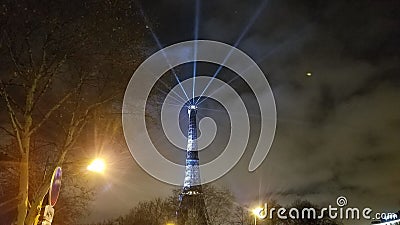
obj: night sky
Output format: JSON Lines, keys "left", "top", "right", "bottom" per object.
{"left": 79, "top": 1, "right": 400, "bottom": 224}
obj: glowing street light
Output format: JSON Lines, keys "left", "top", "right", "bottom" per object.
{"left": 252, "top": 207, "right": 265, "bottom": 225}
{"left": 87, "top": 158, "right": 106, "bottom": 173}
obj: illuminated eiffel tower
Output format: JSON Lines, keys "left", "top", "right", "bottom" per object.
{"left": 177, "top": 105, "right": 209, "bottom": 225}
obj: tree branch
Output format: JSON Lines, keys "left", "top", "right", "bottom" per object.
{"left": 3, "top": 31, "right": 24, "bottom": 77}
{"left": 38, "top": 33, "right": 50, "bottom": 75}
{"left": 0, "top": 195, "right": 19, "bottom": 209}
{"left": 28, "top": 91, "right": 73, "bottom": 136}
{"left": 25, "top": 36, "right": 35, "bottom": 70}
{"left": 0, "top": 126, "right": 15, "bottom": 137}
{"left": 28, "top": 77, "right": 85, "bottom": 136}
{"left": 32, "top": 53, "right": 68, "bottom": 110}
{"left": 7, "top": 91, "right": 24, "bottom": 114}
{"left": 0, "top": 81, "right": 24, "bottom": 155}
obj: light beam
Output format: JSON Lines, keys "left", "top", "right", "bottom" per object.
{"left": 137, "top": 4, "right": 190, "bottom": 102}
{"left": 192, "top": 0, "right": 201, "bottom": 105}
{"left": 195, "top": 0, "right": 269, "bottom": 105}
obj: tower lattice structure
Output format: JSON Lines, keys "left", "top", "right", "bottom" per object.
{"left": 177, "top": 105, "right": 209, "bottom": 225}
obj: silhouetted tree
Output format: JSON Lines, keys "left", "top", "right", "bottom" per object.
{"left": 86, "top": 190, "right": 344, "bottom": 225}
{"left": 229, "top": 205, "right": 254, "bottom": 225}
{"left": 0, "top": 0, "right": 146, "bottom": 224}
{"left": 88, "top": 185, "right": 233, "bottom": 225}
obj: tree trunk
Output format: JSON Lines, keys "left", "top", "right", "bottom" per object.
{"left": 25, "top": 184, "right": 49, "bottom": 225}
{"left": 16, "top": 152, "right": 29, "bottom": 225}
{"left": 26, "top": 150, "right": 68, "bottom": 225}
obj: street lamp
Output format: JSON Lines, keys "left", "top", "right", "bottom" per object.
{"left": 252, "top": 207, "right": 264, "bottom": 225}
{"left": 87, "top": 158, "right": 106, "bottom": 173}
{"left": 40, "top": 158, "right": 106, "bottom": 224}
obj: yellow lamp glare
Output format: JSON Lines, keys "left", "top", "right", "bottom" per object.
{"left": 166, "top": 223, "right": 175, "bottom": 225}
{"left": 252, "top": 207, "right": 264, "bottom": 218}
{"left": 87, "top": 158, "right": 106, "bottom": 173}
{"left": 306, "top": 72, "right": 312, "bottom": 76}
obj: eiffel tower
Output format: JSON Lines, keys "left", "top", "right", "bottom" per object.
{"left": 177, "top": 105, "right": 209, "bottom": 225}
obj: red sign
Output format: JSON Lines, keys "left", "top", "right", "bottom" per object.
{"left": 49, "top": 167, "right": 62, "bottom": 207}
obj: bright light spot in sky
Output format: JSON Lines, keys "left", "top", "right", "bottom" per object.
{"left": 87, "top": 158, "right": 106, "bottom": 173}
{"left": 306, "top": 72, "right": 312, "bottom": 76}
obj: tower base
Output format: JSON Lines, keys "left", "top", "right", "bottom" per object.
{"left": 177, "top": 186, "right": 209, "bottom": 225}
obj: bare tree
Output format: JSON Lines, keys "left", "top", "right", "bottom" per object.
{"left": 203, "top": 185, "right": 234, "bottom": 225}
{"left": 229, "top": 205, "right": 254, "bottom": 225}
{"left": 84, "top": 185, "right": 345, "bottom": 225}
{"left": 88, "top": 185, "right": 234, "bottom": 225}
{"left": 0, "top": 1, "right": 146, "bottom": 224}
